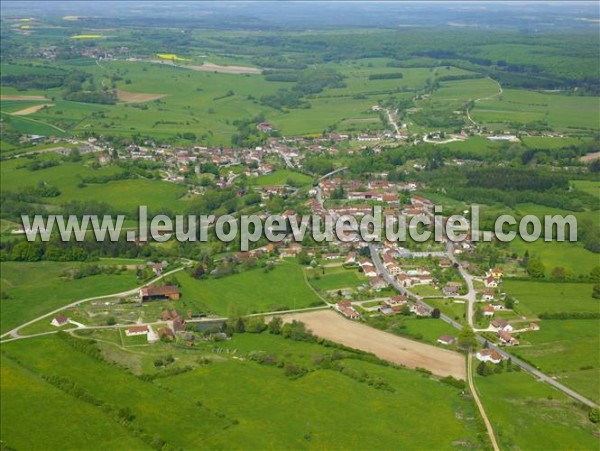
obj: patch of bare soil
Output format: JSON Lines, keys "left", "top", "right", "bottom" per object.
{"left": 277, "top": 310, "right": 466, "bottom": 379}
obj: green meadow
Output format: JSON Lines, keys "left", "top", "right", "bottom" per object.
{"left": 175, "top": 262, "right": 324, "bottom": 315}
{"left": 503, "top": 280, "right": 598, "bottom": 316}
{"left": 249, "top": 169, "right": 314, "bottom": 187}
{"left": 306, "top": 265, "right": 367, "bottom": 291}
{"left": 0, "top": 155, "right": 188, "bottom": 213}
{"left": 510, "top": 319, "right": 600, "bottom": 403}
{"left": 472, "top": 89, "right": 600, "bottom": 132}
{"left": 475, "top": 371, "right": 598, "bottom": 450}
{"left": 0, "top": 332, "right": 487, "bottom": 450}
{"left": 1, "top": 354, "right": 149, "bottom": 450}
{"left": 522, "top": 136, "right": 591, "bottom": 149}
{"left": 0, "top": 261, "right": 139, "bottom": 333}
{"left": 572, "top": 180, "right": 600, "bottom": 200}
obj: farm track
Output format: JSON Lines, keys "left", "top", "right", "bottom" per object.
{"left": 467, "top": 352, "right": 501, "bottom": 451}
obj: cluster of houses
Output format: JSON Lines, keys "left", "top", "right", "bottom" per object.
{"left": 378, "top": 245, "right": 436, "bottom": 288}
{"left": 335, "top": 294, "right": 431, "bottom": 320}
{"left": 319, "top": 178, "right": 417, "bottom": 204}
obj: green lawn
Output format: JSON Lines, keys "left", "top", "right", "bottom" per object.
{"left": 0, "top": 261, "right": 140, "bottom": 333}
{"left": 475, "top": 371, "right": 598, "bottom": 450}
{"left": 175, "top": 262, "right": 324, "bottom": 315}
{"left": 425, "top": 298, "right": 466, "bottom": 323}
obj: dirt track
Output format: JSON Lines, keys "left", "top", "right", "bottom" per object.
{"left": 277, "top": 310, "right": 466, "bottom": 379}
{"left": 12, "top": 104, "right": 54, "bottom": 115}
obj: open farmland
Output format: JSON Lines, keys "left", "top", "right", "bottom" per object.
{"left": 1, "top": 2, "right": 599, "bottom": 449}
{"left": 472, "top": 89, "right": 600, "bottom": 132}
{"left": 510, "top": 319, "right": 600, "bottom": 403}
{"left": 0, "top": 156, "right": 188, "bottom": 213}
{"left": 503, "top": 280, "right": 598, "bottom": 316}
{"left": 174, "top": 262, "right": 324, "bottom": 316}
{"left": 475, "top": 371, "right": 598, "bottom": 449}
{"left": 0, "top": 261, "right": 139, "bottom": 334}
{"left": 277, "top": 310, "right": 466, "bottom": 378}
{"left": 0, "top": 332, "right": 486, "bottom": 450}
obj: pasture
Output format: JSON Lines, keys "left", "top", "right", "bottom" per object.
{"left": 0, "top": 261, "right": 139, "bottom": 334}
{"left": 475, "top": 371, "right": 598, "bottom": 450}
{"left": 0, "top": 156, "right": 188, "bottom": 213}
{"left": 510, "top": 319, "right": 599, "bottom": 403}
{"left": 472, "top": 89, "right": 600, "bottom": 132}
{"left": 306, "top": 265, "right": 367, "bottom": 291}
{"left": 174, "top": 262, "right": 324, "bottom": 315}
{"left": 249, "top": 169, "right": 314, "bottom": 187}
{"left": 503, "top": 280, "right": 598, "bottom": 316}
{"left": 0, "top": 332, "right": 486, "bottom": 450}
{"left": 1, "top": 354, "right": 148, "bottom": 450}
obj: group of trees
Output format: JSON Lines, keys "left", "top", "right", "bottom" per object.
{"left": 260, "top": 68, "right": 345, "bottom": 110}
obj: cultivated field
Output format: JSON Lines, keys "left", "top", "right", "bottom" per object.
{"left": 11, "top": 103, "right": 54, "bottom": 115}
{"left": 116, "top": 90, "right": 167, "bottom": 103}
{"left": 0, "top": 95, "right": 48, "bottom": 101}
{"left": 277, "top": 310, "right": 466, "bottom": 378}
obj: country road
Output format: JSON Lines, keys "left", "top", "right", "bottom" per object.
{"left": 466, "top": 77, "right": 503, "bottom": 126}
{"left": 0, "top": 267, "right": 186, "bottom": 341}
{"left": 369, "top": 243, "right": 599, "bottom": 410}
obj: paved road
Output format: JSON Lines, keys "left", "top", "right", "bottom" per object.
{"left": 369, "top": 243, "right": 599, "bottom": 409}
{"left": 445, "top": 242, "right": 475, "bottom": 326}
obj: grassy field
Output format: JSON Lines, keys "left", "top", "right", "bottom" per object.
{"left": 175, "top": 262, "right": 324, "bottom": 315}
{"left": 503, "top": 280, "right": 598, "bottom": 316}
{"left": 1, "top": 354, "right": 149, "bottom": 450}
{"left": 0, "top": 261, "right": 139, "bottom": 333}
{"left": 510, "top": 319, "right": 599, "bottom": 403}
{"left": 0, "top": 336, "right": 232, "bottom": 449}
{"left": 249, "top": 169, "right": 314, "bottom": 187}
{"left": 441, "top": 136, "right": 506, "bottom": 154}
{"left": 0, "top": 332, "right": 487, "bottom": 450}
{"left": 521, "top": 136, "right": 591, "bottom": 149}
{"left": 572, "top": 180, "right": 600, "bottom": 200}
{"left": 0, "top": 156, "right": 188, "bottom": 213}
{"left": 306, "top": 265, "right": 367, "bottom": 291}
{"left": 505, "top": 202, "right": 599, "bottom": 276}
{"left": 369, "top": 315, "right": 460, "bottom": 346}
{"left": 475, "top": 371, "right": 598, "bottom": 449}
{"left": 425, "top": 298, "right": 466, "bottom": 323}
{"left": 472, "top": 89, "right": 600, "bottom": 133}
